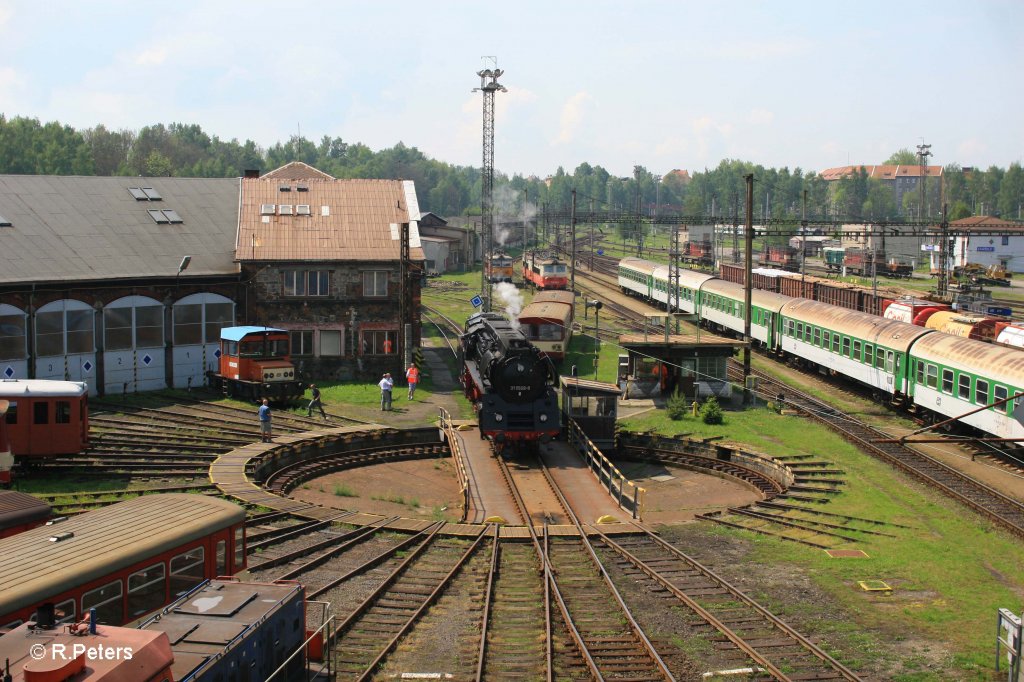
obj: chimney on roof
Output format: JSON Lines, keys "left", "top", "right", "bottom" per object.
{"left": 244, "top": 169, "right": 260, "bottom": 179}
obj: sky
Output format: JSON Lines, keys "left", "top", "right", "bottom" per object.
{"left": 1, "top": 1, "right": 1021, "bottom": 178}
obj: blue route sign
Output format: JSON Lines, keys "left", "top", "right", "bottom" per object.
{"left": 471, "top": 295, "right": 483, "bottom": 308}
{"left": 597, "top": 249, "right": 604, "bottom": 256}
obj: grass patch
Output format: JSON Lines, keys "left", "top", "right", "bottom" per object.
{"left": 332, "top": 483, "right": 357, "bottom": 498}
{"left": 624, "top": 404, "right": 1024, "bottom": 678}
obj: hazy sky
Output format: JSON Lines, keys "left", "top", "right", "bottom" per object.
{"left": 1, "top": 1, "right": 1021, "bottom": 178}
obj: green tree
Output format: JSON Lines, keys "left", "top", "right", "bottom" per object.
{"left": 699, "top": 396, "right": 724, "bottom": 424}
{"left": 884, "top": 148, "right": 918, "bottom": 165}
{"left": 144, "top": 150, "right": 174, "bottom": 177}
{"left": 997, "top": 163, "right": 1024, "bottom": 220}
{"left": 666, "top": 390, "right": 688, "bottom": 420}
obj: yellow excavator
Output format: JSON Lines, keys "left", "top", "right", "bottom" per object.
{"left": 953, "top": 263, "right": 1013, "bottom": 287}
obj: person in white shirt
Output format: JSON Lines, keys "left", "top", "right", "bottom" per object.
{"left": 378, "top": 373, "right": 394, "bottom": 410}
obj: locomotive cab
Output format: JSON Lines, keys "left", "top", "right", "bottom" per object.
{"left": 210, "top": 326, "right": 305, "bottom": 402}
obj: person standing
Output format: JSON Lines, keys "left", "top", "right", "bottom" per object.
{"left": 307, "top": 384, "right": 327, "bottom": 420}
{"left": 382, "top": 335, "right": 394, "bottom": 354}
{"left": 257, "top": 398, "right": 272, "bottom": 442}
{"left": 405, "top": 364, "right": 419, "bottom": 400}
{"left": 378, "top": 373, "right": 393, "bottom": 411}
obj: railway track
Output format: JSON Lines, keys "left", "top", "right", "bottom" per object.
{"left": 734, "top": 361, "right": 1024, "bottom": 539}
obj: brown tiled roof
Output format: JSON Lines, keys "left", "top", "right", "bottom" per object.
{"left": 666, "top": 169, "right": 691, "bottom": 183}
{"left": 820, "top": 164, "right": 942, "bottom": 181}
{"left": 950, "top": 215, "right": 1024, "bottom": 232}
{"left": 237, "top": 178, "right": 424, "bottom": 262}
{"left": 261, "top": 161, "right": 335, "bottom": 181}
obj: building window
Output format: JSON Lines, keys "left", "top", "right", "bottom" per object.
{"left": 135, "top": 305, "right": 164, "bottom": 348}
{"left": 0, "top": 314, "right": 26, "bottom": 361}
{"left": 362, "top": 330, "right": 396, "bottom": 355}
{"left": 1003, "top": 236, "right": 1010, "bottom": 246}
{"left": 363, "top": 271, "right": 389, "bottom": 297}
{"left": 283, "top": 270, "right": 330, "bottom": 297}
{"left": 173, "top": 304, "right": 203, "bottom": 345}
{"left": 320, "top": 330, "right": 342, "bottom": 356}
{"left": 290, "top": 330, "right": 314, "bottom": 356}
{"left": 105, "top": 307, "right": 133, "bottom": 351}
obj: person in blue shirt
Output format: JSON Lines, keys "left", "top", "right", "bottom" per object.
{"left": 258, "top": 398, "right": 272, "bottom": 442}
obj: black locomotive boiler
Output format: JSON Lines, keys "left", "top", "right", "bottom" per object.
{"left": 460, "top": 312, "right": 561, "bottom": 450}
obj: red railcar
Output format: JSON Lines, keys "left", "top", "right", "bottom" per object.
{"left": 681, "top": 240, "right": 714, "bottom": 267}
{"left": 522, "top": 252, "right": 569, "bottom": 290}
{"left": 0, "top": 490, "right": 50, "bottom": 538}
{"left": 518, "top": 290, "right": 575, "bottom": 362}
{"left": 760, "top": 245, "right": 800, "bottom": 272}
{"left": 207, "top": 326, "right": 305, "bottom": 402}
{"left": 0, "top": 380, "right": 89, "bottom": 482}
{"left": 0, "top": 494, "right": 245, "bottom": 631}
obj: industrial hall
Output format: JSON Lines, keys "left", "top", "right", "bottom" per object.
{"left": 0, "top": 162, "right": 424, "bottom": 396}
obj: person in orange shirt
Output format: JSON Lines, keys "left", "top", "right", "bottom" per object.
{"left": 405, "top": 364, "right": 420, "bottom": 399}
{"left": 382, "top": 336, "right": 394, "bottom": 354}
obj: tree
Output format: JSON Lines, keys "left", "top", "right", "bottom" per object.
{"left": 144, "top": 150, "right": 174, "bottom": 177}
{"left": 884, "top": 148, "right": 919, "bottom": 165}
{"left": 699, "top": 396, "right": 724, "bottom": 424}
{"left": 997, "top": 163, "right": 1024, "bottom": 220}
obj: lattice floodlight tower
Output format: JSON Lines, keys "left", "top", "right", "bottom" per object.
{"left": 474, "top": 60, "right": 506, "bottom": 313}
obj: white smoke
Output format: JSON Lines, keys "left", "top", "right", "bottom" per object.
{"left": 492, "top": 185, "right": 538, "bottom": 247}
{"left": 493, "top": 281, "right": 524, "bottom": 331}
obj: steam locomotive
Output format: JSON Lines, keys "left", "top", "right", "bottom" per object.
{"left": 460, "top": 312, "right": 561, "bottom": 450}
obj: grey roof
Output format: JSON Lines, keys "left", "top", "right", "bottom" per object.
{"left": 0, "top": 175, "right": 241, "bottom": 284}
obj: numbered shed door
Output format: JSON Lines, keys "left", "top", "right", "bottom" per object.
{"left": 34, "top": 299, "right": 97, "bottom": 391}
{"left": 172, "top": 294, "right": 235, "bottom": 390}
{"left": 103, "top": 296, "right": 166, "bottom": 395}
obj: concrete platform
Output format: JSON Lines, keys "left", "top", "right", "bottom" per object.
{"left": 538, "top": 440, "right": 634, "bottom": 525}
{"left": 452, "top": 427, "right": 524, "bottom": 525}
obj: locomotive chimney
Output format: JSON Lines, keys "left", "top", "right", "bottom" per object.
{"left": 34, "top": 602, "right": 55, "bottom": 630}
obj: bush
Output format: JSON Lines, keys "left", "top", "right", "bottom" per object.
{"left": 699, "top": 396, "right": 724, "bottom": 424}
{"left": 666, "top": 389, "right": 689, "bottom": 420}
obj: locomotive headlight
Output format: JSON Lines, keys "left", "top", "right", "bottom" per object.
{"left": 539, "top": 414, "right": 548, "bottom": 422}
{"left": 494, "top": 413, "right": 504, "bottom": 422}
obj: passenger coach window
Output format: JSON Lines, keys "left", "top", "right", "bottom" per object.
{"left": 823, "top": 331, "right": 830, "bottom": 348}
{"left": 34, "top": 402, "right": 48, "bottom": 425}
{"left": 234, "top": 528, "right": 245, "bottom": 571}
{"left": 170, "top": 547, "right": 205, "bottom": 596}
{"left": 216, "top": 540, "right": 227, "bottom": 576}
{"left": 813, "top": 328, "right": 821, "bottom": 346}
{"left": 128, "top": 563, "right": 167, "bottom": 618}
{"left": 82, "top": 580, "right": 123, "bottom": 625}
{"left": 886, "top": 351, "right": 895, "bottom": 373}
{"left": 958, "top": 375, "right": 971, "bottom": 400}
{"left": 941, "top": 369, "right": 954, "bottom": 394}
{"left": 29, "top": 599, "right": 76, "bottom": 626}
{"left": 853, "top": 341, "right": 862, "bottom": 360}
{"left": 976, "top": 380, "right": 989, "bottom": 406}
{"left": 994, "top": 385, "right": 1008, "bottom": 412}
{"left": 865, "top": 344, "right": 873, "bottom": 363}
{"left": 832, "top": 335, "right": 840, "bottom": 353}
{"left": 842, "top": 338, "right": 851, "bottom": 357}
{"left": 56, "top": 401, "right": 71, "bottom": 424}
{"left": 926, "top": 364, "right": 938, "bottom": 389}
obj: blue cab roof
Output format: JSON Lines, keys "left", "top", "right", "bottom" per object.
{"left": 219, "top": 326, "right": 288, "bottom": 342}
